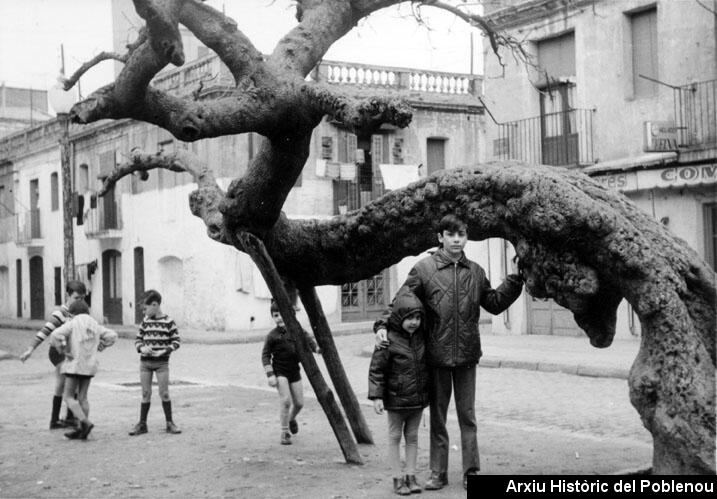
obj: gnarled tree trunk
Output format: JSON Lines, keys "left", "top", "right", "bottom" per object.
{"left": 71, "top": 0, "right": 714, "bottom": 473}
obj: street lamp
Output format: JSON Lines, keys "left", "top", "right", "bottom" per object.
{"left": 48, "top": 78, "right": 77, "bottom": 286}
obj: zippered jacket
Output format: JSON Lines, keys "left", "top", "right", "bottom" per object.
{"left": 377, "top": 249, "right": 523, "bottom": 368}
{"left": 368, "top": 290, "right": 429, "bottom": 410}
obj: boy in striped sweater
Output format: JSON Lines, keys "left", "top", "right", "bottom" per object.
{"left": 20, "top": 280, "right": 86, "bottom": 429}
{"left": 128, "top": 289, "right": 182, "bottom": 436}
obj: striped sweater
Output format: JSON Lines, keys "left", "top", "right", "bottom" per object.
{"left": 32, "top": 305, "right": 71, "bottom": 347}
{"left": 135, "top": 315, "right": 180, "bottom": 361}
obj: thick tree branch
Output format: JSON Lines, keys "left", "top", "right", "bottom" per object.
{"left": 133, "top": 0, "right": 186, "bottom": 66}
{"left": 305, "top": 82, "right": 413, "bottom": 132}
{"left": 179, "top": 0, "right": 269, "bottom": 85}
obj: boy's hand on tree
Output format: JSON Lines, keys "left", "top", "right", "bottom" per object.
{"left": 375, "top": 328, "right": 389, "bottom": 349}
{"left": 267, "top": 375, "right": 277, "bottom": 388}
{"left": 373, "top": 399, "right": 384, "bottom": 415}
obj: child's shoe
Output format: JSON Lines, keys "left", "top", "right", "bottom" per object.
{"left": 49, "top": 420, "right": 66, "bottom": 430}
{"left": 423, "top": 471, "right": 448, "bottom": 490}
{"left": 405, "top": 475, "right": 422, "bottom": 493}
{"left": 128, "top": 422, "right": 148, "bottom": 436}
{"left": 64, "top": 427, "right": 82, "bottom": 440}
{"left": 393, "top": 477, "right": 411, "bottom": 496}
{"left": 280, "top": 431, "right": 292, "bottom": 445}
{"left": 289, "top": 419, "right": 299, "bottom": 434}
{"left": 79, "top": 421, "right": 94, "bottom": 440}
{"left": 166, "top": 421, "right": 182, "bottom": 434}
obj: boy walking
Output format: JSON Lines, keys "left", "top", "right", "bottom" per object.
{"left": 375, "top": 214, "right": 524, "bottom": 489}
{"left": 261, "top": 300, "right": 320, "bottom": 445}
{"left": 369, "top": 289, "right": 429, "bottom": 495}
{"left": 128, "top": 289, "right": 182, "bottom": 436}
{"left": 20, "top": 280, "right": 86, "bottom": 429}
{"left": 49, "top": 300, "right": 118, "bottom": 440}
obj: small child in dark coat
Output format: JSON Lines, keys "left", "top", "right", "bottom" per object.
{"left": 369, "top": 289, "right": 429, "bottom": 495}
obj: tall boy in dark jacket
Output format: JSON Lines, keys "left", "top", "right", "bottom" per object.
{"left": 375, "top": 214, "right": 524, "bottom": 489}
{"left": 369, "top": 289, "right": 429, "bottom": 496}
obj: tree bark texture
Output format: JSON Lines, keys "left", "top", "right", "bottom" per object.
{"left": 73, "top": 0, "right": 714, "bottom": 474}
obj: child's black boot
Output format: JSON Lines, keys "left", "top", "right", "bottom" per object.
{"left": 393, "top": 477, "right": 411, "bottom": 496}
{"left": 405, "top": 475, "right": 422, "bottom": 493}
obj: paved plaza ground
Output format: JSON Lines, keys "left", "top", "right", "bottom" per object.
{"left": 0, "top": 331, "right": 652, "bottom": 498}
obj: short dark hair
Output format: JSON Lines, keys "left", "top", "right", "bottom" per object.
{"left": 437, "top": 214, "right": 467, "bottom": 234}
{"left": 142, "top": 289, "right": 162, "bottom": 305}
{"left": 68, "top": 300, "right": 90, "bottom": 316}
{"left": 270, "top": 300, "right": 279, "bottom": 314}
{"left": 66, "top": 280, "right": 86, "bottom": 296}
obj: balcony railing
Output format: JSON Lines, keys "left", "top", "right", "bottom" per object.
{"left": 495, "top": 108, "right": 595, "bottom": 167}
{"left": 16, "top": 209, "right": 41, "bottom": 244}
{"left": 315, "top": 60, "right": 480, "bottom": 96}
{"left": 84, "top": 200, "right": 122, "bottom": 238}
{"left": 675, "top": 79, "right": 717, "bottom": 148}
{"left": 0, "top": 215, "right": 15, "bottom": 243}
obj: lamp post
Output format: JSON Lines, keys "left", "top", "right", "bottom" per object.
{"left": 48, "top": 79, "right": 77, "bottom": 286}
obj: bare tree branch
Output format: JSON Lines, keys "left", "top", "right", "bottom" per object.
{"left": 62, "top": 29, "right": 148, "bottom": 91}
{"left": 99, "top": 149, "right": 227, "bottom": 241}
{"left": 413, "top": 0, "right": 530, "bottom": 66}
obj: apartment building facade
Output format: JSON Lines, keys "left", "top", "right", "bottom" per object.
{"left": 0, "top": 56, "right": 495, "bottom": 331}
{"left": 483, "top": 0, "right": 716, "bottom": 339}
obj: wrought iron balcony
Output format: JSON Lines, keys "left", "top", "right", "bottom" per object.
{"left": 84, "top": 199, "right": 122, "bottom": 238}
{"left": 675, "top": 79, "right": 717, "bottom": 148}
{"left": 16, "top": 209, "right": 41, "bottom": 244}
{"left": 495, "top": 108, "right": 595, "bottom": 167}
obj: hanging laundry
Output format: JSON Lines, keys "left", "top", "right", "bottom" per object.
{"left": 378, "top": 164, "right": 420, "bottom": 190}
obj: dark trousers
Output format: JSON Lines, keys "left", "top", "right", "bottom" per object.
{"left": 429, "top": 365, "right": 479, "bottom": 475}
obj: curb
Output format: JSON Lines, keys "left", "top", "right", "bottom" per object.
{"left": 0, "top": 321, "right": 372, "bottom": 346}
{"left": 359, "top": 346, "right": 628, "bottom": 380}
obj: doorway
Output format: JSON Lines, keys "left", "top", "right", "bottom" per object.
{"left": 340, "top": 270, "right": 390, "bottom": 322}
{"left": 134, "top": 247, "right": 145, "bottom": 324}
{"left": 29, "top": 255, "right": 44, "bottom": 320}
{"left": 102, "top": 249, "right": 122, "bottom": 324}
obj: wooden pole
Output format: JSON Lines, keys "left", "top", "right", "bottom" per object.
{"left": 299, "top": 286, "right": 374, "bottom": 444}
{"left": 237, "top": 232, "right": 363, "bottom": 464}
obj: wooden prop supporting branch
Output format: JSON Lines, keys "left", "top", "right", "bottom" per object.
{"left": 237, "top": 232, "right": 363, "bottom": 465}
{"left": 299, "top": 286, "right": 374, "bottom": 444}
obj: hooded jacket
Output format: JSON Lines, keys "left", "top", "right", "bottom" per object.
{"left": 376, "top": 248, "right": 523, "bottom": 368}
{"left": 49, "top": 314, "right": 118, "bottom": 376}
{"left": 368, "top": 290, "right": 429, "bottom": 411}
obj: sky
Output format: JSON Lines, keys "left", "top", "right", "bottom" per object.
{"left": 0, "top": 0, "right": 484, "bottom": 111}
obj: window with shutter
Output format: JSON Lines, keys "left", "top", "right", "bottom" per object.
{"left": 50, "top": 172, "right": 59, "bottom": 211}
{"left": 630, "top": 8, "right": 658, "bottom": 97}
{"left": 98, "top": 150, "right": 116, "bottom": 179}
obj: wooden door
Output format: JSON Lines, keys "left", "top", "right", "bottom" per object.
{"left": 29, "top": 255, "right": 44, "bottom": 320}
{"left": 102, "top": 249, "right": 122, "bottom": 324}
{"left": 133, "top": 247, "right": 145, "bottom": 324}
{"left": 341, "top": 270, "right": 390, "bottom": 322}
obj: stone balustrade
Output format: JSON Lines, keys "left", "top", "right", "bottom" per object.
{"left": 314, "top": 60, "right": 479, "bottom": 96}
